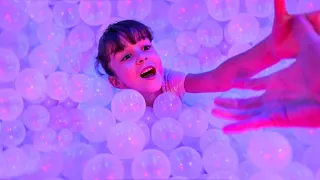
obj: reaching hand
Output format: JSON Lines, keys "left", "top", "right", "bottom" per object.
{"left": 212, "top": 16, "right": 320, "bottom": 134}
{"left": 269, "top": 0, "right": 320, "bottom": 59}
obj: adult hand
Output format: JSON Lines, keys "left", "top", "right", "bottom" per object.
{"left": 212, "top": 16, "right": 320, "bottom": 133}
{"left": 269, "top": 0, "right": 320, "bottom": 59}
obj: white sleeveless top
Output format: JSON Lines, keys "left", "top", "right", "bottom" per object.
{"left": 162, "top": 69, "right": 187, "bottom": 98}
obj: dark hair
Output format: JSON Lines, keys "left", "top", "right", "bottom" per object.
{"left": 95, "top": 20, "right": 154, "bottom": 76}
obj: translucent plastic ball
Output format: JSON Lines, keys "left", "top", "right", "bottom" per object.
{"left": 197, "top": 47, "right": 223, "bottom": 72}
{"left": 207, "top": 0, "right": 240, "bottom": 21}
{"left": 27, "top": 4, "right": 53, "bottom": 24}
{"left": 154, "top": 39, "right": 179, "bottom": 68}
{"left": 62, "top": 143, "right": 96, "bottom": 180}
{"left": 33, "top": 127, "right": 57, "bottom": 152}
{"left": 206, "top": 170, "right": 240, "bottom": 180}
{"left": 281, "top": 162, "right": 315, "bottom": 180}
{"left": 224, "top": 25, "right": 235, "bottom": 45}
{"left": 151, "top": 117, "right": 184, "bottom": 150}
{"left": 178, "top": 107, "right": 208, "bottom": 137}
{"left": 36, "top": 22, "right": 66, "bottom": 47}
{"left": 292, "top": 128, "right": 320, "bottom": 146}
{"left": 202, "top": 143, "right": 239, "bottom": 173}
{"left": 245, "top": 0, "right": 274, "bottom": 18}
{"left": 41, "top": 96, "right": 59, "bottom": 109}
{"left": 57, "top": 129, "right": 73, "bottom": 148}
{"left": 131, "top": 149, "right": 171, "bottom": 180}
{"left": 28, "top": 44, "right": 59, "bottom": 76}
{"left": 166, "top": 0, "right": 186, "bottom": 2}
{"left": 60, "top": 98, "right": 79, "bottom": 110}
{"left": 81, "top": 107, "right": 115, "bottom": 143}
{"left": 228, "top": 43, "right": 252, "bottom": 58}
{"left": 48, "top": 106, "right": 70, "bottom": 130}
{"left": 15, "top": 68, "right": 47, "bottom": 101}
{"left": 22, "top": 105, "right": 50, "bottom": 131}
{"left": 117, "top": 0, "right": 152, "bottom": 20}
{"left": 247, "top": 131, "right": 292, "bottom": 172}
{"left": 176, "top": 31, "right": 201, "bottom": 55}
{"left": 107, "top": 121, "right": 146, "bottom": 159}
{"left": 68, "top": 23, "right": 95, "bottom": 52}
{"left": 67, "top": 74, "right": 94, "bottom": 103}
{"left": 199, "top": 129, "right": 230, "bottom": 152}
{"left": 3, "top": 147, "right": 28, "bottom": 177}
{"left": 111, "top": 89, "right": 146, "bottom": 121}
{"left": 0, "top": 48, "right": 20, "bottom": 83}
{"left": 238, "top": 161, "right": 258, "bottom": 179}
{"left": 136, "top": 120, "right": 150, "bottom": 145}
{"left": 25, "top": 0, "right": 48, "bottom": 9}
{"left": 172, "top": 54, "right": 201, "bottom": 74}
{"left": 56, "top": 41, "right": 82, "bottom": 74}
{"left": 0, "top": 89, "right": 23, "bottom": 122}
{"left": 169, "top": 146, "right": 203, "bottom": 179}
{"left": 0, "top": 152, "right": 6, "bottom": 177}
{"left": 0, "top": 120, "right": 26, "bottom": 147}
{"left": 79, "top": 0, "right": 112, "bottom": 26}
{"left": 252, "top": 26, "right": 272, "bottom": 45}
{"left": 168, "top": 0, "right": 208, "bottom": 30}
{"left": 143, "top": 0, "right": 170, "bottom": 31}
{"left": 153, "top": 92, "right": 183, "bottom": 119}
{"left": 140, "top": 106, "right": 158, "bottom": 126}
{"left": 219, "top": 40, "right": 232, "bottom": 56}
{"left": 83, "top": 154, "right": 124, "bottom": 180}
{"left": 196, "top": 19, "right": 223, "bottom": 47}
{"left": 23, "top": 18, "right": 39, "bottom": 47}
{"left": 153, "top": 25, "right": 180, "bottom": 42}
{"left": 52, "top": 2, "right": 80, "bottom": 28}
{"left": 21, "top": 144, "right": 41, "bottom": 174}
{"left": 46, "top": 72, "right": 69, "bottom": 101}
{"left": 300, "top": 146, "right": 320, "bottom": 173}
{"left": 0, "top": 31, "right": 29, "bottom": 59}
{"left": 170, "top": 177, "right": 188, "bottom": 180}
{"left": 249, "top": 172, "right": 283, "bottom": 180}
{"left": 227, "top": 13, "right": 260, "bottom": 44}
{"left": 0, "top": 0, "right": 28, "bottom": 31}
{"left": 83, "top": 77, "right": 114, "bottom": 107}
{"left": 297, "top": 0, "right": 320, "bottom": 14}
{"left": 36, "top": 151, "right": 64, "bottom": 178}
{"left": 65, "top": 109, "right": 86, "bottom": 132}
{"left": 63, "top": 0, "right": 80, "bottom": 3}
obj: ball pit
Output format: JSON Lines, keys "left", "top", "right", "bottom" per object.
{"left": 0, "top": 0, "right": 320, "bottom": 179}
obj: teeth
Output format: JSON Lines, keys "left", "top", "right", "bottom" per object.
{"left": 141, "top": 67, "right": 153, "bottom": 75}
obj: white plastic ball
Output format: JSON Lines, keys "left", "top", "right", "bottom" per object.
{"left": 111, "top": 89, "right": 146, "bottom": 122}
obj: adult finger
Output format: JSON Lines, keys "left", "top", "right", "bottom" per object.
{"left": 272, "top": 0, "right": 291, "bottom": 46}
{"left": 212, "top": 107, "right": 261, "bottom": 121}
{"left": 222, "top": 106, "right": 289, "bottom": 133}
{"left": 232, "top": 77, "right": 269, "bottom": 90}
{"left": 214, "top": 96, "right": 263, "bottom": 109}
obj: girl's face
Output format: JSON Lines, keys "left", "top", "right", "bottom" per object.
{"left": 108, "top": 38, "right": 164, "bottom": 94}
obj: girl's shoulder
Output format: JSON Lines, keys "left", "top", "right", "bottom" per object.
{"left": 162, "top": 68, "right": 187, "bottom": 98}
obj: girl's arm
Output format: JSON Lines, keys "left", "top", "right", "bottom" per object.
{"left": 184, "top": 36, "right": 280, "bottom": 93}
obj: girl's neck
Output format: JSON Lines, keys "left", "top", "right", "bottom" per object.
{"left": 142, "top": 89, "right": 162, "bottom": 107}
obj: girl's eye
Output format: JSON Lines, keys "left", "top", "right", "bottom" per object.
{"left": 122, "top": 54, "right": 131, "bottom": 61}
{"left": 143, "top": 45, "right": 151, "bottom": 51}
